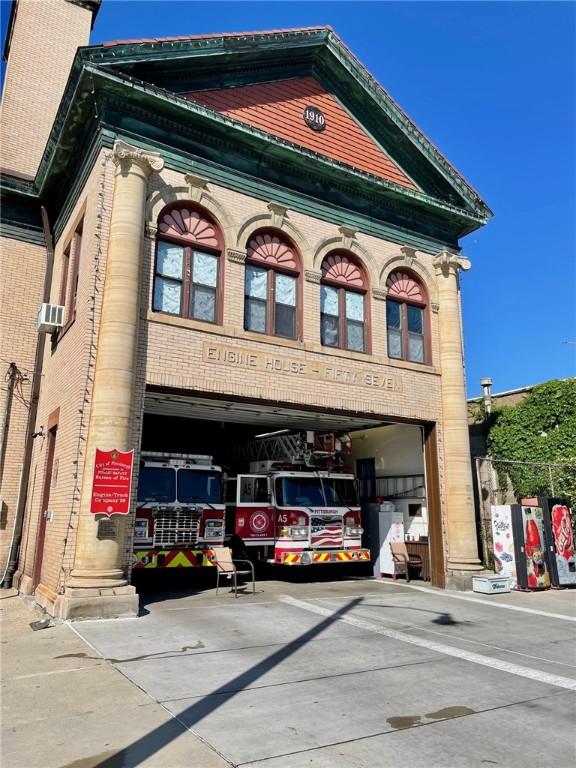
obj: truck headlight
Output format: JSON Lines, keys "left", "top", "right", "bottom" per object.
{"left": 345, "top": 526, "right": 363, "bottom": 536}
{"left": 289, "top": 527, "right": 308, "bottom": 540}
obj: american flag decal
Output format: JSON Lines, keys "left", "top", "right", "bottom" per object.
{"left": 311, "top": 516, "right": 343, "bottom": 548}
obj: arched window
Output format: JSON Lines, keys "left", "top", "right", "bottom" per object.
{"left": 386, "top": 270, "right": 428, "bottom": 364}
{"left": 153, "top": 204, "right": 223, "bottom": 323}
{"left": 320, "top": 252, "right": 368, "bottom": 352}
{"left": 244, "top": 231, "right": 300, "bottom": 339}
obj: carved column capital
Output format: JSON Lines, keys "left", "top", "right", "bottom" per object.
{"left": 112, "top": 140, "right": 164, "bottom": 176}
{"left": 227, "top": 248, "right": 246, "bottom": 264}
{"left": 372, "top": 288, "right": 387, "bottom": 301}
{"left": 433, "top": 250, "right": 471, "bottom": 276}
{"left": 305, "top": 269, "right": 322, "bottom": 284}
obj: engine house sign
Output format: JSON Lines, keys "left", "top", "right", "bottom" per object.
{"left": 303, "top": 105, "right": 326, "bottom": 132}
{"left": 203, "top": 342, "right": 403, "bottom": 392}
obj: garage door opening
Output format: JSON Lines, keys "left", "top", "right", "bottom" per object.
{"left": 131, "top": 390, "right": 443, "bottom": 590}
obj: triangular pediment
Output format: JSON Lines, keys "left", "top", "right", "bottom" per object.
{"left": 36, "top": 27, "right": 492, "bottom": 243}
{"left": 184, "top": 77, "right": 418, "bottom": 190}
{"left": 84, "top": 27, "right": 490, "bottom": 224}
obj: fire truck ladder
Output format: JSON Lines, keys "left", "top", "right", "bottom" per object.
{"left": 232, "top": 433, "right": 313, "bottom": 465}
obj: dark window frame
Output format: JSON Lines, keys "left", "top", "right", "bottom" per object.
{"left": 386, "top": 296, "right": 429, "bottom": 365}
{"left": 66, "top": 228, "right": 82, "bottom": 326}
{"left": 320, "top": 279, "right": 368, "bottom": 353}
{"left": 153, "top": 232, "right": 222, "bottom": 325}
{"left": 244, "top": 258, "right": 301, "bottom": 340}
{"left": 55, "top": 218, "right": 84, "bottom": 346}
{"left": 59, "top": 245, "right": 70, "bottom": 308}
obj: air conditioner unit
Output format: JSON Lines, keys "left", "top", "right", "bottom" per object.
{"left": 37, "top": 303, "right": 65, "bottom": 333}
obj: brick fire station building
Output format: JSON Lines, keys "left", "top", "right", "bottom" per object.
{"left": 0, "top": 0, "right": 492, "bottom": 619}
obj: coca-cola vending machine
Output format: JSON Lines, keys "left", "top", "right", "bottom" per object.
{"left": 522, "top": 498, "right": 576, "bottom": 587}
{"left": 491, "top": 505, "right": 551, "bottom": 590}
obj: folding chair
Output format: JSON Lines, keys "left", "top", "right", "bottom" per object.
{"left": 212, "top": 546, "right": 255, "bottom": 598}
{"left": 390, "top": 542, "right": 423, "bottom": 583}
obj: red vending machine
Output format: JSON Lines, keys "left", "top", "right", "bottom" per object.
{"left": 491, "top": 504, "right": 551, "bottom": 590}
{"left": 523, "top": 498, "right": 576, "bottom": 587}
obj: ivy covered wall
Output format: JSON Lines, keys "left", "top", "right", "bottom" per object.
{"left": 486, "top": 379, "right": 576, "bottom": 507}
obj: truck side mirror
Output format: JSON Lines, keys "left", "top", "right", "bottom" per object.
{"left": 267, "top": 476, "right": 273, "bottom": 504}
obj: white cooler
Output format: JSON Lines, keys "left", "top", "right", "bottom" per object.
{"left": 472, "top": 575, "right": 511, "bottom": 594}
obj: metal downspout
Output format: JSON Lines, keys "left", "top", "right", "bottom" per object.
{"left": 2, "top": 206, "right": 54, "bottom": 588}
{"left": 0, "top": 362, "right": 17, "bottom": 488}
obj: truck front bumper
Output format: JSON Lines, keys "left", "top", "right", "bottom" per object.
{"left": 133, "top": 549, "right": 215, "bottom": 568}
{"left": 281, "top": 549, "right": 370, "bottom": 565}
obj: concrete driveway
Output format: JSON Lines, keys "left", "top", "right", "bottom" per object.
{"left": 70, "top": 576, "right": 576, "bottom": 768}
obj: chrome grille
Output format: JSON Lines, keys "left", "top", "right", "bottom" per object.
{"left": 153, "top": 508, "right": 201, "bottom": 548}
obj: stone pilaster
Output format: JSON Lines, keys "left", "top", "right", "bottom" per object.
{"left": 56, "top": 141, "right": 164, "bottom": 619}
{"left": 433, "top": 250, "right": 482, "bottom": 587}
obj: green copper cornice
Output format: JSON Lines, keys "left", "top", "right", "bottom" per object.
{"left": 50, "top": 125, "right": 460, "bottom": 256}
{"left": 0, "top": 221, "right": 44, "bottom": 246}
{"left": 57, "top": 65, "right": 486, "bottom": 237}
{"left": 84, "top": 27, "right": 331, "bottom": 67}
{"left": 318, "top": 32, "right": 490, "bottom": 217}
{"left": 20, "top": 27, "right": 492, "bottom": 251}
{"left": 76, "top": 28, "right": 491, "bottom": 221}
{"left": 0, "top": 172, "right": 36, "bottom": 197}
{"left": 32, "top": 68, "right": 483, "bottom": 247}
{"left": 0, "top": 174, "right": 43, "bottom": 245}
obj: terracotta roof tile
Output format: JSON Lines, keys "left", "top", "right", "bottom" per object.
{"left": 185, "top": 77, "right": 417, "bottom": 189}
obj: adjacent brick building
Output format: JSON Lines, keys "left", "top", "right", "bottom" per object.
{"left": 0, "top": 0, "right": 492, "bottom": 618}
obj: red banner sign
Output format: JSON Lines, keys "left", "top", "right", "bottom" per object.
{"left": 90, "top": 448, "right": 134, "bottom": 516}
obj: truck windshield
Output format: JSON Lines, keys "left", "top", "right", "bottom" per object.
{"left": 178, "top": 470, "right": 222, "bottom": 503}
{"left": 276, "top": 477, "right": 358, "bottom": 507}
{"left": 137, "top": 467, "right": 176, "bottom": 502}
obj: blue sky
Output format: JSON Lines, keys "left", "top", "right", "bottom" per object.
{"left": 3, "top": 1, "right": 575, "bottom": 395}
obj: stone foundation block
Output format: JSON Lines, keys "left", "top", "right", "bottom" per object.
{"left": 54, "top": 588, "right": 139, "bottom": 621}
{"left": 446, "top": 568, "right": 491, "bottom": 591}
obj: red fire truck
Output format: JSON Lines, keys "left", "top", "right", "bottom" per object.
{"left": 133, "top": 453, "right": 225, "bottom": 569}
{"left": 231, "top": 432, "right": 370, "bottom": 565}
{"left": 132, "top": 433, "right": 370, "bottom": 570}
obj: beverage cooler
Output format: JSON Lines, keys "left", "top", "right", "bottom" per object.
{"left": 523, "top": 497, "right": 576, "bottom": 587}
{"left": 491, "top": 505, "right": 551, "bottom": 590}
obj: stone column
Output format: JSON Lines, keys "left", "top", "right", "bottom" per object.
{"left": 57, "top": 141, "right": 164, "bottom": 619}
{"left": 433, "top": 250, "right": 482, "bottom": 587}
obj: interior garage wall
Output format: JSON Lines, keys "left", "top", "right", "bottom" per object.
{"left": 351, "top": 424, "right": 424, "bottom": 475}
{"left": 351, "top": 424, "right": 427, "bottom": 539}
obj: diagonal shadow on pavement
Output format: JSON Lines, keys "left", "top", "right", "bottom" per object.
{"left": 95, "top": 597, "right": 363, "bottom": 767}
